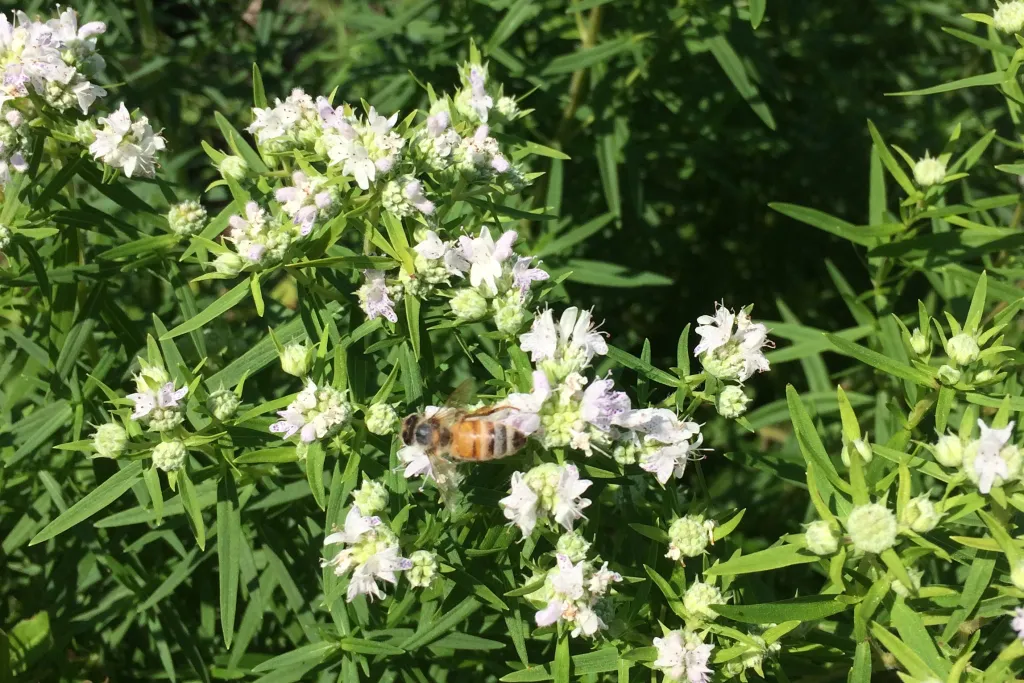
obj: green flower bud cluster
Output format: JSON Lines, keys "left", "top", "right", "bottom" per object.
{"left": 352, "top": 479, "right": 389, "bottom": 516}
{"left": 207, "top": 389, "right": 240, "bottom": 421}
{"left": 152, "top": 440, "right": 188, "bottom": 472}
{"left": 407, "top": 550, "right": 438, "bottom": 588}
{"left": 682, "top": 581, "right": 725, "bottom": 622}
{"left": 715, "top": 385, "right": 751, "bottom": 418}
{"left": 556, "top": 530, "right": 592, "bottom": 562}
{"left": 365, "top": 403, "right": 399, "bottom": 436}
{"left": 666, "top": 515, "right": 713, "bottom": 561}
{"left": 845, "top": 503, "right": 897, "bottom": 554}
{"left": 93, "top": 423, "right": 128, "bottom": 459}
{"left": 167, "top": 200, "right": 208, "bottom": 237}
{"left": 804, "top": 520, "right": 839, "bottom": 556}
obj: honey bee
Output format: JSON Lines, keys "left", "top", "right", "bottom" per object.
{"left": 401, "top": 386, "right": 529, "bottom": 462}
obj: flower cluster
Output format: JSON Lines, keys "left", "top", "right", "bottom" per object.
{"left": 127, "top": 364, "right": 188, "bottom": 432}
{"left": 360, "top": 225, "right": 549, "bottom": 334}
{"left": 666, "top": 515, "right": 716, "bottom": 562}
{"left": 214, "top": 192, "right": 336, "bottom": 274}
{"left": 932, "top": 418, "right": 1019, "bottom": 495}
{"left": 269, "top": 379, "right": 352, "bottom": 444}
{"left": 653, "top": 628, "right": 715, "bottom": 683}
{"left": 322, "top": 507, "right": 413, "bottom": 602}
{"left": 527, "top": 551, "right": 621, "bottom": 638}
{"left": 499, "top": 463, "right": 594, "bottom": 537}
{"left": 86, "top": 103, "right": 166, "bottom": 178}
{"left": 0, "top": 9, "right": 106, "bottom": 115}
{"left": 694, "top": 303, "right": 773, "bottom": 418}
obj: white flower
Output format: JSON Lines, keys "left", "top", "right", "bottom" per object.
{"left": 1013, "top": 606, "right": 1024, "bottom": 641}
{"left": 580, "top": 377, "right": 631, "bottom": 431}
{"left": 994, "top": 1, "right": 1024, "bottom": 34}
{"left": 694, "top": 304, "right": 735, "bottom": 356}
{"left": 249, "top": 88, "right": 317, "bottom": 145}
{"left": 913, "top": 152, "right": 947, "bottom": 188}
{"left": 357, "top": 269, "right": 398, "bottom": 323}
{"left": 88, "top": 103, "right": 165, "bottom": 178}
{"left": 977, "top": 419, "right": 1015, "bottom": 459}
{"left": 520, "top": 307, "right": 608, "bottom": 375}
{"left": 403, "top": 178, "right": 435, "bottom": 215}
{"left": 613, "top": 408, "right": 699, "bottom": 444}
{"left": 639, "top": 433, "right": 704, "bottom": 485}
{"left": 975, "top": 450, "right": 1010, "bottom": 495}
{"left": 453, "top": 226, "right": 518, "bottom": 296}
{"left": 511, "top": 256, "right": 549, "bottom": 299}
{"left": 426, "top": 110, "right": 449, "bottom": 136}
{"left": 506, "top": 370, "right": 552, "bottom": 415}
{"left": 694, "top": 304, "right": 773, "bottom": 382}
{"left": 588, "top": 562, "right": 622, "bottom": 595}
{"left": 552, "top": 464, "right": 593, "bottom": 531}
{"left": 467, "top": 66, "right": 493, "bottom": 122}
{"left": 274, "top": 171, "right": 336, "bottom": 235}
{"left": 653, "top": 630, "right": 714, "bottom": 683}
{"left": 269, "top": 380, "right": 351, "bottom": 443}
{"left": 128, "top": 381, "right": 187, "bottom": 420}
{"left": 398, "top": 443, "right": 433, "bottom": 480}
{"left": 347, "top": 545, "right": 413, "bottom": 602}
{"left": 324, "top": 506, "right": 381, "bottom": 547}
{"left": 500, "top": 471, "right": 540, "bottom": 537}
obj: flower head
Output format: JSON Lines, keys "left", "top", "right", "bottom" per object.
{"left": 357, "top": 269, "right": 398, "bottom": 323}
{"left": 520, "top": 307, "right": 608, "bottom": 379}
{"left": 89, "top": 103, "right": 165, "bottom": 178}
{"left": 653, "top": 629, "right": 715, "bottom": 683}
{"left": 846, "top": 503, "right": 897, "bottom": 554}
{"left": 995, "top": 1, "right": 1024, "bottom": 34}
{"left": 963, "top": 419, "right": 1019, "bottom": 495}
{"left": 453, "top": 226, "right": 518, "bottom": 296}
{"left": 694, "top": 304, "right": 773, "bottom": 382}
{"left": 913, "top": 152, "right": 947, "bottom": 188}
{"left": 269, "top": 380, "right": 352, "bottom": 444}
{"left": 500, "top": 471, "right": 540, "bottom": 537}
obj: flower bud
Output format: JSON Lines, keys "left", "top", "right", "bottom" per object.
{"left": 365, "top": 403, "right": 399, "bottom": 436}
{"left": 493, "top": 290, "right": 530, "bottom": 335}
{"left": 407, "top": 550, "right": 439, "bottom": 588}
{"left": 74, "top": 119, "right": 97, "bottom": 145}
{"left": 135, "top": 364, "right": 171, "bottom": 394}
{"left": 913, "top": 154, "right": 946, "bottom": 188}
{"left": 450, "top": 288, "right": 488, "bottom": 320}
{"left": 167, "top": 200, "right": 208, "bottom": 238}
{"left": 152, "top": 440, "right": 188, "bottom": 472}
{"left": 218, "top": 155, "right": 249, "bottom": 181}
{"left": 804, "top": 520, "right": 839, "bottom": 555}
{"left": 1011, "top": 560, "right": 1024, "bottom": 591}
{"left": 555, "top": 530, "right": 592, "bottom": 562}
{"left": 683, "top": 581, "right": 724, "bottom": 621}
{"left": 901, "top": 495, "right": 940, "bottom": 533}
{"left": 945, "top": 333, "right": 980, "bottom": 366}
{"left": 352, "top": 479, "right": 389, "bottom": 516}
{"left": 846, "top": 503, "right": 897, "bottom": 554}
{"left": 207, "top": 388, "right": 240, "bottom": 421}
{"left": 496, "top": 96, "right": 519, "bottom": 118}
{"left": 933, "top": 434, "right": 963, "bottom": 467}
{"left": 279, "top": 342, "right": 313, "bottom": 377}
{"left": 93, "top": 423, "right": 128, "bottom": 458}
{"left": 937, "top": 364, "right": 961, "bottom": 386}
{"left": 715, "top": 385, "right": 751, "bottom": 419}
{"left": 908, "top": 327, "right": 929, "bottom": 356}
{"left": 841, "top": 438, "right": 873, "bottom": 467}
{"left": 213, "top": 251, "right": 245, "bottom": 276}
{"left": 667, "top": 515, "right": 712, "bottom": 561}
{"left": 891, "top": 567, "right": 923, "bottom": 598}
{"left": 975, "top": 368, "right": 998, "bottom": 384}
{"left": 994, "top": 0, "right": 1024, "bottom": 34}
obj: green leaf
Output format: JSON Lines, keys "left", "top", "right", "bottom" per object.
{"left": 252, "top": 63, "right": 267, "bottom": 109}
{"left": 705, "top": 544, "right": 819, "bottom": 576}
{"left": 535, "top": 212, "right": 614, "bottom": 258}
{"left": 707, "top": 35, "right": 775, "bottom": 129}
{"left": 179, "top": 468, "right": 207, "bottom": 550}
{"left": 399, "top": 597, "right": 480, "bottom": 651}
{"left": 305, "top": 441, "right": 326, "bottom": 510}
{"left": 161, "top": 279, "right": 250, "bottom": 340}
{"left": 607, "top": 345, "right": 678, "bottom": 387}
{"left": 870, "top": 623, "right": 935, "bottom": 680}
{"left": 891, "top": 600, "right": 948, "bottom": 678}
{"left": 769, "top": 203, "right": 897, "bottom": 247}
{"left": 887, "top": 70, "right": 1006, "bottom": 97}
{"left": 964, "top": 271, "right": 988, "bottom": 335}
{"left": 29, "top": 461, "right": 144, "bottom": 545}
{"left": 749, "top": 0, "right": 766, "bottom": 28}
{"left": 711, "top": 595, "right": 848, "bottom": 624}
{"left": 541, "top": 35, "right": 644, "bottom": 76}
{"left": 824, "top": 334, "right": 937, "bottom": 387}
{"left": 340, "top": 637, "right": 405, "bottom": 655}
{"left": 214, "top": 110, "right": 268, "bottom": 173}
{"left": 867, "top": 120, "right": 916, "bottom": 195}
{"left": 217, "top": 470, "right": 241, "bottom": 648}
{"left": 553, "top": 633, "right": 570, "bottom": 683}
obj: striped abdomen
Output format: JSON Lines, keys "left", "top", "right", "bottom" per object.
{"left": 448, "top": 419, "right": 527, "bottom": 461}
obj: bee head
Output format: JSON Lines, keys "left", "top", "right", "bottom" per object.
{"left": 400, "top": 415, "right": 418, "bottom": 446}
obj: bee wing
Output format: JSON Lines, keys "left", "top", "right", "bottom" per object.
{"left": 442, "top": 379, "right": 475, "bottom": 409}
{"left": 426, "top": 406, "right": 464, "bottom": 428}
{"left": 466, "top": 404, "right": 540, "bottom": 435}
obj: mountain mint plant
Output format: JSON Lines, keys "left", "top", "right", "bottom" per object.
{"left": 6, "top": 4, "right": 1024, "bottom": 683}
